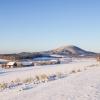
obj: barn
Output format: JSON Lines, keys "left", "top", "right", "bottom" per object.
{"left": 6, "top": 62, "right": 17, "bottom": 68}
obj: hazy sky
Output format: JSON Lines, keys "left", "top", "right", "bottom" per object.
{"left": 0, "top": 0, "right": 100, "bottom": 53}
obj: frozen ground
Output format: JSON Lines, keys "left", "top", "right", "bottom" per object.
{"left": 0, "top": 58, "right": 100, "bottom": 100}
{"left": 0, "top": 59, "right": 97, "bottom": 83}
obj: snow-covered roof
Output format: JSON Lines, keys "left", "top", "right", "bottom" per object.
{"left": 50, "top": 54, "right": 65, "bottom": 58}
{"left": 21, "top": 62, "right": 32, "bottom": 66}
{"left": 7, "top": 62, "right": 16, "bottom": 66}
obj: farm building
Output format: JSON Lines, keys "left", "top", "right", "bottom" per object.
{"left": 1, "top": 61, "right": 34, "bottom": 68}
{"left": 21, "top": 61, "right": 33, "bottom": 67}
{"left": 1, "top": 62, "right": 17, "bottom": 68}
{"left": 6, "top": 62, "right": 17, "bottom": 68}
{"left": 33, "top": 59, "right": 60, "bottom": 66}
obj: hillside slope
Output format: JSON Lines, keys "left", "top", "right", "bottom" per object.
{"left": 0, "top": 45, "right": 97, "bottom": 60}
{"left": 49, "top": 45, "right": 96, "bottom": 57}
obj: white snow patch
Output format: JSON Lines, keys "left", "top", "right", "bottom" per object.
{"left": 0, "top": 59, "right": 100, "bottom": 100}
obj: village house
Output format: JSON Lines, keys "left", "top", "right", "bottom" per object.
{"left": 33, "top": 59, "right": 60, "bottom": 66}
{"left": 1, "top": 61, "right": 34, "bottom": 68}
{"left": 6, "top": 62, "right": 17, "bottom": 68}
{"left": 2, "top": 62, "right": 17, "bottom": 68}
{"left": 21, "top": 61, "right": 33, "bottom": 67}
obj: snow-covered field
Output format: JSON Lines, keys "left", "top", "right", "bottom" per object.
{"left": 0, "top": 58, "right": 100, "bottom": 100}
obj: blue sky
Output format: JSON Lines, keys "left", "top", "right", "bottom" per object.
{"left": 0, "top": 0, "right": 100, "bottom": 53}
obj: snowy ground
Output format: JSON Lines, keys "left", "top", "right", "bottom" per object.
{"left": 0, "top": 59, "right": 97, "bottom": 83}
{"left": 0, "top": 58, "right": 100, "bottom": 100}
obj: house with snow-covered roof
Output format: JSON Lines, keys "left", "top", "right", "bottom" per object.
{"left": 6, "top": 62, "right": 17, "bottom": 68}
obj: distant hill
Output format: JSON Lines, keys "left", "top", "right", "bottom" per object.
{"left": 0, "top": 45, "right": 98, "bottom": 60}
{"left": 48, "top": 45, "right": 97, "bottom": 57}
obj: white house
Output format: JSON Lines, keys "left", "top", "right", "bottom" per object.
{"left": 21, "top": 61, "right": 33, "bottom": 67}
{"left": 6, "top": 62, "right": 17, "bottom": 68}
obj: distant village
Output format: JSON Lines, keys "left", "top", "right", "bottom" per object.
{"left": 0, "top": 45, "right": 99, "bottom": 69}
{"left": 0, "top": 59, "right": 61, "bottom": 69}
{"left": 0, "top": 54, "right": 71, "bottom": 69}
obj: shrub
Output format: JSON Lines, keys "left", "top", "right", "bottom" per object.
{"left": 56, "top": 72, "right": 62, "bottom": 78}
{"left": 77, "top": 69, "right": 81, "bottom": 72}
{"left": 35, "top": 75, "right": 40, "bottom": 81}
{"left": 0, "top": 83, "right": 8, "bottom": 90}
{"left": 40, "top": 74, "right": 48, "bottom": 82}
{"left": 70, "top": 70, "right": 76, "bottom": 74}
{"left": 34, "top": 74, "right": 48, "bottom": 83}
{"left": 14, "top": 78, "right": 21, "bottom": 83}
{"left": 23, "top": 77, "right": 33, "bottom": 83}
